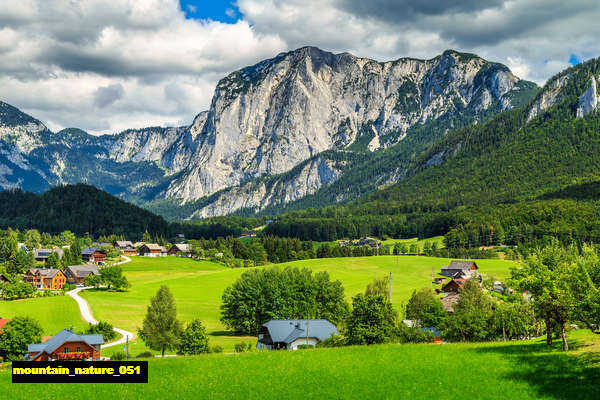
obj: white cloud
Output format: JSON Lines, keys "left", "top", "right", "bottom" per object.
{"left": 0, "top": 0, "right": 599, "bottom": 133}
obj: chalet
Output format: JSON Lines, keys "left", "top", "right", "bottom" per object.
{"left": 25, "top": 268, "right": 66, "bottom": 290}
{"left": 168, "top": 244, "right": 192, "bottom": 257}
{"left": 0, "top": 317, "right": 10, "bottom": 333}
{"left": 113, "top": 240, "right": 134, "bottom": 250}
{"left": 138, "top": 243, "right": 165, "bottom": 257}
{"left": 440, "top": 260, "right": 478, "bottom": 278}
{"left": 442, "top": 278, "right": 466, "bottom": 294}
{"left": 256, "top": 319, "right": 338, "bottom": 350}
{"left": 81, "top": 247, "right": 107, "bottom": 264}
{"left": 65, "top": 265, "right": 100, "bottom": 285}
{"left": 241, "top": 230, "right": 257, "bottom": 238}
{"left": 25, "top": 327, "right": 104, "bottom": 361}
{"left": 33, "top": 247, "right": 64, "bottom": 263}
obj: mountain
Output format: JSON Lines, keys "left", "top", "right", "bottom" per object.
{"left": 263, "top": 56, "right": 600, "bottom": 244}
{"left": 0, "top": 47, "right": 537, "bottom": 218}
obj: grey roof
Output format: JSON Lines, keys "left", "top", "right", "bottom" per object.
{"left": 262, "top": 320, "right": 338, "bottom": 344}
{"left": 33, "top": 249, "right": 53, "bottom": 258}
{"left": 27, "top": 328, "right": 104, "bottom": 354}
{"left": 93, "top": 242, "right": 112, "bottom": 247}
{"left": 28, "top": 268, "right": 61, "bottom": 278}
{"left": 114, "top": 241, "right": 133, "bottom": 248}
{"left": 82, "top": 247, "right": 98, "bottom": 256}
{"left": 441, "top": 260, "right": 478, "bottom": 270}
{"left": 171, "top": 244, "right": 191, "bottom": 252}
{"left": 66, "top": 265, "right": 100, "bottom": 278}
{"left": 141, "top": 243, "right": 162, "bottom": 251}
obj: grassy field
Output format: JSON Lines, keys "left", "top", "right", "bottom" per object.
{"left": 381, "top": 235, "right": 446, "bottom": 248}
{"left": 0, "top": 295, "right": 87, "bottom": 336}
{"left": 0, "top": 255, "right": 515, "bottom": 354}
{"left": 79, "top": 255, "right": 514, "bottom": 354}
{"left": 1, "top": 330, "right": 598, "bottom": 399}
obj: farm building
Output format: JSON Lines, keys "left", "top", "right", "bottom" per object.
{"left": 33, "top": 247, "right": 64, "bottom": 263}
{"left": 139, "top": 243, "right": 166, "bottom": 257}
{"left": 113, "top": 241, "right": 134, "bottom": 251}
{"left": 25, "top": 327, "right": 104, "bottom": 361}
{"left": 81, "top": 247, "right": 107, "bottom": 264}
{"left": 442, "top": 278, "right": 466, "bottom": 294}
{"left": 440, "top": 260, "right": 478, "bottom": 278}
{"left": 168, "top": 244, "right": 192, "bottom": 257}
{"left": 24, "top": 268, "right": 66, "bottom": 290}
{"left": 65, "top": 265, "right": 100, "bottom": 285}
{"left": 256, "top": 319, "right": 338, "bottom": 350}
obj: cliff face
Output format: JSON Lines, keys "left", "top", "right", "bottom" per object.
{"left": 0, "top": 47, "right": 538, "bottom": 218}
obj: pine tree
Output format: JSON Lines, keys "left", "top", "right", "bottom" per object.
{"left": 138, "top": 286, "right": 182, "bottom": 357}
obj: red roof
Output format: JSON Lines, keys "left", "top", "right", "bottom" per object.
{"left": 0, "top": 318, "right": 10, "bottom": 333}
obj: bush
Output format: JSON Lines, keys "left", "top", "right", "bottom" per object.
{"left": 63, "top": 283, "right": 76, "bottom": 291}
{"left": 318, "top": 334, "right": 346, "bottom": 348}
{"left": 234, "top": 342, "right": 247, "bottom": 353}
{"left": 396, "top": 325, "right": 435, "bottom": 343}
{"left": 110, "top": 351, "right": 126, "bottom": 361}
{"left": 296, "top": 344, "right": 314, "bottom": 350}
{"left": 210, "top": 345, "right": 223, "bottom": 353}
{"left": 136, "top": 351, "right": 153, "bottom": 358}
{"left": 178, "top": 319, "right": 210, "bottom": 355}
{"left": 85, "top": 321, "right": 117, "bottom": 342}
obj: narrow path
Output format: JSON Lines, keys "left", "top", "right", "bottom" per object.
{"left": 67, "top": 255, "right": 135, "bottom": 349}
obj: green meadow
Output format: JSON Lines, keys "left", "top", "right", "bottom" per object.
{"left": 0, "top": 295, "right": 87, "bottom": 336}
{"left": 1, "top": 330, "right": 598, "bottom": 399}
{"left": 0, "top": 254, "right": 515, "bottom": 353}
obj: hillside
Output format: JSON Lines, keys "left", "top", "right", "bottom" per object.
{"left": 264, "top": 57, "right": 600, "bottom": 244}
{"left": 0, "top": 48, "right": 537, "bottom": 219}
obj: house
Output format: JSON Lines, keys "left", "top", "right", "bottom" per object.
{"left": 256, "top": 319, "right": 338, "bottom": 350}
{"left": 25, "top": 268, "right": 66, "bottom": 290}
{"left": 113, "top": 240, "right": 134, "bottom": 250}
{"left": 133, "top": 242, "right": 145, "bottom": 248}
{"left": 33, "top": 247, "right": 64, "bottom": 263}
{"left": 241, "top": 230, "right": 257, "bottom": 238}
{"left": 92, "top": 242, "right": 112, "bottom": 248}
{"left": 81, "top": 247, "right": 107, "bottom": 264}
{"left": 65, "top": 265, "right": 100, "bottom": 285}
{"left": 440, "top": 260, "right": 479, "bottom": 278}
{"left": 138, "top": 243, "right": 165, "bottom": 257}
{"left": 442, "top": 278, "right": 466, "bottom": 294}
{"left": 359, "top": 237, "right": 381, "bottom": 248}
{"left": 168, "top": 244, "right": 192, "bottom": 257}
{"left": 442, "top": 292, "right": 460, "bottom": 312}
{"left": 25, "top": 327, "right": 104, "bottom": 361}
{"left": 0, "top": 317, "right": 10, "bottom": 333}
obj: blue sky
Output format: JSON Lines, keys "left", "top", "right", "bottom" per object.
{"left": 179, "top": 0, "right": 240, "bottom": 22}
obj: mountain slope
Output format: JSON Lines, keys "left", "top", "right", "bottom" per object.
{"left": 0, "top": 48, "right": 537, "bottom": 218}
{"left": 263, "top": 56, "right": 600, "bottom": 242}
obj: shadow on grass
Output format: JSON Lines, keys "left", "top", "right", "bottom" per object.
{"left": 209, "top": 331, "right": 240, "bottom": 337}
{"left": 472, "top": 340, "right": 600, "bottom": 399}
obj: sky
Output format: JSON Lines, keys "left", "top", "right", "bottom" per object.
{"left": 0, "top": 0, "right": 598, "bottom": 134}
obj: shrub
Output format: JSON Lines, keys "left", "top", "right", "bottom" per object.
{"left": 396, "top": 325, "right": 435, "bottom": 343}
{"left": 136, "top": 351, "right": 153, "bottom": 358}
{"left": 85, "top": 321, "right": 117, "bottom": 342}
{"left": 234, "top": 342, "right": 246, "bottom": 353}
{"left": 178, "top": 319, "right": 210, "bottom": 355}
{"left": 210, "top": 345, "right": 223, "bottom": 353}
{"left": 63, "top": 283, "right": 76, "bottom": 291}
{"left": 110, "top": 351, "right": 126, "bottom": 361}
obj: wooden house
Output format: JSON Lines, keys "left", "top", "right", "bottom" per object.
{"left": 25, "top": 327, "right": 104, "bottom": 361}
{"left": 168, "top": 244, "right": 192, "bottom": 257}
{"left": 138, "top": 243, "right": 165, "bottom": 257}
{"left": 25, "top": 268, "right": 66, "bottom": 290}
{"left": 81, "top": 247, "right": 107, "bottom": 264}
{"left": 65, "top": 265, "right": 100, "bottom": 285}
{"left": 442, "top": 278, "right": 466, "bottom": 294}
{"left": 440, "top": 260, "right": 478, "bottom": 278}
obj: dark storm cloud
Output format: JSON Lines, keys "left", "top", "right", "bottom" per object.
{"left": 93, "top": 83, "right": 125, "bottom": 108}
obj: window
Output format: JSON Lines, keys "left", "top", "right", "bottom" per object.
{"left": 64, "top": 347, "right": 69, "bottom": 353}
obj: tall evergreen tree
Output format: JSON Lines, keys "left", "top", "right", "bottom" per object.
{"left": 138, "top": 285, "right": 182, "bottom": 357}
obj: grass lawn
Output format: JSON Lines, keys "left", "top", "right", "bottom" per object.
{"left": 381, "top": 235, "right": 446, "bottom": 248}
{"left": 0, "top": 295, "right": 87, "bottom": 335}
{"left": 77, "top": 255, "right": 514, "bottom": 354}
{"left": 1, "top": 330, "right": 598, "bottom": 399}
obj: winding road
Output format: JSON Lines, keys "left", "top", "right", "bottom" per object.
{"left": 66, "top": 256, "right": 135, "bottom": 349}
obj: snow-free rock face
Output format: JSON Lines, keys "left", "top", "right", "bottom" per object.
{"left": 0, "top": 47, "right": 537, "bottom": 217}
{"left": 577, "top": 76, "right": 599, "bottom": 117}
{"left": 165, "top": 48, "right": 526, "bottom": 200}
